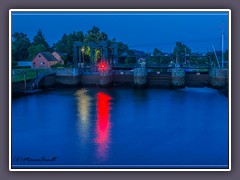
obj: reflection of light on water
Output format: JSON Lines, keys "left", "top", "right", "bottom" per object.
{"left": 75, "top": 89, "right": 92, "bottom": 143}
{"left": 75, "top": 90, "right": 112, "bottom": 161}
{"left": 95, "top": 92, "right": 111, "bottom": 161}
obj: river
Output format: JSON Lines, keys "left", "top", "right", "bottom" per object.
{"left": 11, "top": 87, "right": 229, "bottom": 169}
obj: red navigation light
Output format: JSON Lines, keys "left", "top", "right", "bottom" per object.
{"left": 98, "top": 61, "right": 108, "bottom": 71}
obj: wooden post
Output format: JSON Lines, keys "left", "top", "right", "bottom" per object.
{"left": 36, "top": 69, "right": 39, "bottom": 89}
{"left": 24, "top": 73, "right": 26, "bottom": 92}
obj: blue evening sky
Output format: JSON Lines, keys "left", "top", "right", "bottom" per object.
{"left": 11, "top": 11, "right": 229, "bottom": 53}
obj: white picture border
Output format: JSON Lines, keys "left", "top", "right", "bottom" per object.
{"left": 9, "top": 9, "right": 231, "bottom": 171}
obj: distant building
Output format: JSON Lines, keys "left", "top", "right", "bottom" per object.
{"left": 17, "top": 61, "right": 32, "bottom": 67}
{"left": 32, "top": 52, "right": 58, "bottom": 68}
{"left": 52, "top": 51, "right": 66, "bottom": 65}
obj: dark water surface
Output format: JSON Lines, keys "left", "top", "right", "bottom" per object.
{"left": 12, "top": 87, "right": 229, "bottom": 169}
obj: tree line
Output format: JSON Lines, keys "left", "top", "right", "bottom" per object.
{"left": 12, "top": 26, "right": 228, "bottom": 67}
{"left": 12, "top": 26, "right": 131, "bottom": 66}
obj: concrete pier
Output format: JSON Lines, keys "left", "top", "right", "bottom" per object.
{"left": 99, "top": 70, "right": 113, "bottom": 86}
{"left": 12, "top": 67, "right": 229, "bottom": 96}
{"left": 81, "top": 72, "right": 99, "bottom": 85}
{"left": 171, "top": 67, "right": 185, "bottom": 88}
{"left": 134, "top": 67, "right": 147, "bottom": 87}
{"left": 209, "top": 68, "right": 228, "bottom": 88}
{"left": 51, "top": 68, "right": 81, "bottom": 85}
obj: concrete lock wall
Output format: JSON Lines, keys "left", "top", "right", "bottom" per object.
{"left": 51, "top": 68, "right": 81, "bottom": 85}
{"left": 113, "top": 70, "right": 134, "bottom": 85}
{"left": 134, "top": 68, "right": 147, "bottom": 86}
{"left": 147, "top": 72, "right": 172, "bottom": 87}
{"left": 55, "top": 76, "right": 81, "bottom": 85}
{"left": 81, "top": 72, "right": 99, "bottom": 85}
{"left": 42, "top": 74, "right": 56, "bottom": 87}
{"left": 49, "top": 68, "right": 80, "bottom": 76}
{"left": 171, "top": 68, "right": 185, "bottom": 87}
{"left": 99, "top": 71, "right": 113, "bottom": 86}
{"left": 185, "top": 72, "right": 209, "bottom": 87}
{"left": 209, "top": 68, "right": 228, "bottom": 88}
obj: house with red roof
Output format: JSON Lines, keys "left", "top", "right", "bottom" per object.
{"left": 52, "top": 51, "right": 66, "bottom": 65}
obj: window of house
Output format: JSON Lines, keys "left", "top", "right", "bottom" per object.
{"left": 39, "top": 55, "right": 41, "bottom": 57}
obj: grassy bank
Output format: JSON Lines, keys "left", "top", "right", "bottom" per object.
{"left": 12, "top": 69, "right": 46, "bottom": 83}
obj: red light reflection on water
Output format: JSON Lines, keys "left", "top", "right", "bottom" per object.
{"left": 95, "top": 92, "right": 111, "bottom": 161}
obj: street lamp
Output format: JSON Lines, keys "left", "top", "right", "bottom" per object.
{"left": 81, "top": 47, "right": 85, "bottom": 64}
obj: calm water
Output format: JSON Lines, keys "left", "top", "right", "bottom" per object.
{"left": 12, "top": 87, "right": 229, "bottom": 169}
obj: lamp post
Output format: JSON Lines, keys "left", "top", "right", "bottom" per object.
{"left": 81, "top": 47, "right": 85, "bottom": 64}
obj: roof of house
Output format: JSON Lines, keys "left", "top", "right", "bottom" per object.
{"left": 38, "top": 52, "right": 58, "bottom": 61}
{"left": 53, "top": 51, "right": 67, "bottom": 57}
